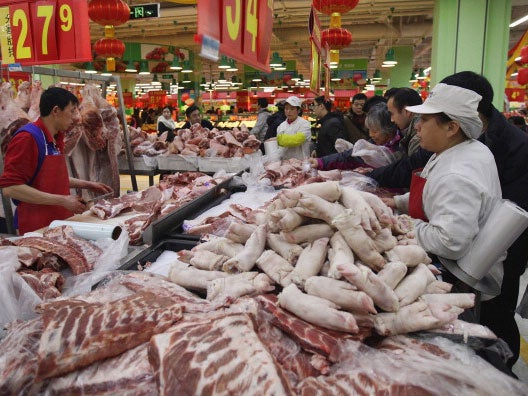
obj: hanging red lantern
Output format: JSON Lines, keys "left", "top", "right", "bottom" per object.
{"left": 88, "top": 0, "right": 130, "bottom": 27}
{"left": 94, "top": 38, "right": 125, "bottom": 59}
{"left": 321, "top": 28, "right": 352, "bottom": 50}
{"left": 312, "top": 0, "right": 359, "bottom": 15}
{"left": 517, "top": 67, "right": 528, "bottom": 86}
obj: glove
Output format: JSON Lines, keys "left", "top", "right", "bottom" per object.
{"left": 277, "top": 132, "right": 306, "bottom": 147}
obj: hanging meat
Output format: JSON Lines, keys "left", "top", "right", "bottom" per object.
{"left": 68, "top": 83, "right": 121, "bottom": 199}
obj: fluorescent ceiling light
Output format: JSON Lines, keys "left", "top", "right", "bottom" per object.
{"left": 510, "top": 14, "right": 528, "bottom": 28}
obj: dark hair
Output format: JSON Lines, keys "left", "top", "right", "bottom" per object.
{"left": 352, "top": 93, "right": 367, "bottom": 103}
{"left": 39, "top": 87, "right": 79, "bottom": 117}
{"left": 276, "top": 100, "right": 286, "bottom": 111}
{"left": 162, "top": 106, "right": 171, "bottom": 112}
{"left": 383, "top": 87, "right": 400, "bottom": 99}
{"left": 439, "top": 71, "right": 494, "bottom": 118}
{"left": 257, "top": 98, "right": 268, "bottom": 108}
{"left": 389, "top": 88, "right": 422, "bottom": 111}
{"left": 363, "top": 95, "right": 387, "bottom": 114}
{"left": 365, "top": 103, "right": 396, "bottom": 137}
{"left": 185, "top": 104, "right": 200, "bottom": 118}
{"left": 508, "top": 115, "right": 527, "bottom": 128}
{"left": 314, "top": 95, "right": 332, "bottom": 111}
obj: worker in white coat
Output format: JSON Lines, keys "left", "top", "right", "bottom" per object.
{"left": 383, "top": 83, "right": 503, "bottom": 293}
{"left": 276, "top": 96, "right": 312, "bottom": 160}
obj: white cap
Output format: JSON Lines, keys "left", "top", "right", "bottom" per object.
{"left": 285, "top": 96, "right": 302, "bottom": 108}
{"left": 406, "top": 83, "right": 483, "bottom": 139}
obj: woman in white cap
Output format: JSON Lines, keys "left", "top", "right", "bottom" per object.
{"left": 385, "top": 83, "right": 502, "bottom": 291}
{"left": 276, "top": 96, "right": 312, "bottom": 160}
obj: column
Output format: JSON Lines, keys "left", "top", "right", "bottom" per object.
{"left": 431, "top": 0, "right": 512, "bottom": 110}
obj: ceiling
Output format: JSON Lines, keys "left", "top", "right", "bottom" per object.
{"left": 88, "top": 1, "right": 528, "bottom": 82}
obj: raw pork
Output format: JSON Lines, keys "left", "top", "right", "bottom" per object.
{"left": 148, "top": 313, "right": 291, "bottom": 395}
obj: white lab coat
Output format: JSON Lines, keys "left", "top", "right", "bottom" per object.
{"left": 276, "top": 116, "right": 312, "bottom": 160}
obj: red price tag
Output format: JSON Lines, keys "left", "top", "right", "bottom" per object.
{"left": 198, "top": 0, "right": 272, "bottom": 72}
{"left": 0, "top": 0, "right": 91, "bottom": 66}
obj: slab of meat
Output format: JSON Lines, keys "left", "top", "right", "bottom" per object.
{"left": 44, "top": 225, "right": 102, "bottom": 269}
{"left": 45, "top": 343, "right": 157, "bottom": 395}
{"left": 19, "top": 268, "right": 64, "bottom": 300}
{"left": 0, "top": 318, "right": 43, "bottom": 395}
{"left": 13, "top": 236, "right": 90, "bottom": 275}
{"left": 0, "top": 82, "right": 29, "bottom": 131}
{"left": 35, "top": 291, "right": 183, "bottom": 381}
{"left": 148, "top": 313, "right": 291, "bottom": 395}
{"left": 255, "top": 294, "right": 370, "bottom": 361}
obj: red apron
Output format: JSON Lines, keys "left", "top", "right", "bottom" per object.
{"left": 17, "top": 150, "right": 72, "bottom": 234}
{"left": 408, "top": 168, "right": 428, "bottom": 221}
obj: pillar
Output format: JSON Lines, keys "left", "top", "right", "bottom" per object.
{"left": 431, "top": 0, "right": 512, "bottom": 110}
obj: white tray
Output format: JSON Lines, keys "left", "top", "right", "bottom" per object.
{"left": 118, "top": 155, "right": 158, "bottom": 171}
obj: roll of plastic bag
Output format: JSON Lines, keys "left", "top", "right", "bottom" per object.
{"left": 49, "top": 220, "right": 122, "bottom": 240}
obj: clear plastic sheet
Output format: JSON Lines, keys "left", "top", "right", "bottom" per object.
{"left": 61, "top": 231, "right": 130, "bottom": 297}
{"left": 0, "top": 247, "right": 41, "bottom": 333}
{"left": 339, "top": 170, "right": 379, "bottom": 191}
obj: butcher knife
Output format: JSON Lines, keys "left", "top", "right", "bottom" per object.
{"left": 84, "top": 192, "right": 114, "bottom": 203}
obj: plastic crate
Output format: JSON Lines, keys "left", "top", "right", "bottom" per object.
{"left": 198, "top": 156, "right": 248, "bottom": 173}
{"left": 157, "top": 154, "right": 198, "bottom": 171}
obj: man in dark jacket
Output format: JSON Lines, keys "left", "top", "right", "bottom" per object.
{"left": 264, "top": 100, "right": 286, "bottom": 141}
{"left": 369, "top": 71, "right": 528, "bottom": 370}
{"left": 313, "top": 95, "right": 347, "bottom": 157}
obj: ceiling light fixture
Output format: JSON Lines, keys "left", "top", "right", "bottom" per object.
{"left": 125, "top": 60, "right": 136, "bottom": 73}
{"left": 85, "top": 62, "right": 97, "bottom": 74}
{"left": 139, "top": 61, "right": 150, "bottom": 75}
{"left": 181, "top": 61, "right": 193, "bottom": 73}
{"left": 170, "top": 57, "right": 182, "bottom": 70}
{"left": 226, "top": 59, "right": 238, "bottom": 72}
{"left": 218, "top": 55, "right": 230, "bottom": 69}
{"left": 510, "top": 14, "right": 528, "bottom": 28}
{"left": 382, "top": 48, "right": 398, "bottom": 66}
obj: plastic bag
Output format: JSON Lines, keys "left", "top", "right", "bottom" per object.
{"left": 62, "top": 230, "right": 130, "bottom": 296}
{"left": 352, "top": 139, "right": 399, "bottom": 168}
{"left": 339, "top": 170, "right": 379, "bottom": 191}
{"left": 0, "top": 247, "right": 41, "bottom": 330}
{"left": 334, "top": 138, "right": 354, "bottom": 153}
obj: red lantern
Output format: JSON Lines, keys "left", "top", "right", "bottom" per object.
{"left": 321, "top": 28, "right": 352, "bottom": 50}
{"left": 518, "top": 68, "right": 528, "bottom": 86}
{"left": 88, "top": 0, "right": 130, "bottom": 27}
{"left": 520, "top": 46, "right": 528, "bottom": 65}
{"left": 93, "top": 38, "right": 125, "bottom": 59}
{"left": 312, "top": 0, "right": 359, "bottom": 15}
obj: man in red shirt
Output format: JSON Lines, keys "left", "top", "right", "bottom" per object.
{"left": 0, "top": 87, "right": 112, "bottom": 234}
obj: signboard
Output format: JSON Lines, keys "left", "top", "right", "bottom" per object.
{"left": 505, "top": 88, "right": 525, "bottom": 102}
{"left": 197, "top": 0, "right": 273, "bottom": 73}
{"left": 0, "top": 0, "right": 91, "bottom": 65}
{"left": 129, "top": 3, "right": 160, "bottom": 20}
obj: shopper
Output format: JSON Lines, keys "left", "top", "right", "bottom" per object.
{"left": 310, "top": 102, "right": 402, "bottom": 170}
{"left": 0, "top": 87, "right": 112, "bottom": 234}
{"left": 313, "top": 95, "right": 347, "bottom": 157}
{"left": 264, "top": 100, "right": 286, "bottom": 141}
{"left": 157, "top": 107, "right": 176, "bottom": 142}
{"left": 250, "top": 98, "right": 270, "bottom": 141}
{"left": 386, "top": 87, "right": 423, "bottom": 156}
{"left": 182, "top": 104, "right": 214, "bottom": 129}
{"left": 276, "top": 96, "right": 312, "bottom": 160}
{"left": 343, "top": 93, "right": 368, "bottom": 143}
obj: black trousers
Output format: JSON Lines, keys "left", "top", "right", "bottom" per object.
{"left": 479, "top": 227, "right": 528, "bottom": 368}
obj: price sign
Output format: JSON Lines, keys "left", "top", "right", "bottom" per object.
{"left": 0, "top": 0, "right": 91, "bottom": 65}
{"left": 197, "top": 0, "right": 272, "bottom": 72}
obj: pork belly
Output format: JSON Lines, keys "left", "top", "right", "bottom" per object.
{"left": 148, "top": 313, "right": 291, "bottom": 395}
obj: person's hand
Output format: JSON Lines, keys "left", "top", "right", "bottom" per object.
{"left": 354, "top": 167, "right": 373, "bottom": 174}
{"left": 86, "top": 182, "right": 113, "bottom": 194}
{"left": 381, "top": 197, "right": 396, "bottom": 209}
{"left": 62, "top": 195, "right": 87, "bottom": 214}
{"left": 308, "top": 158, "right": 319, "bottom": 169}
